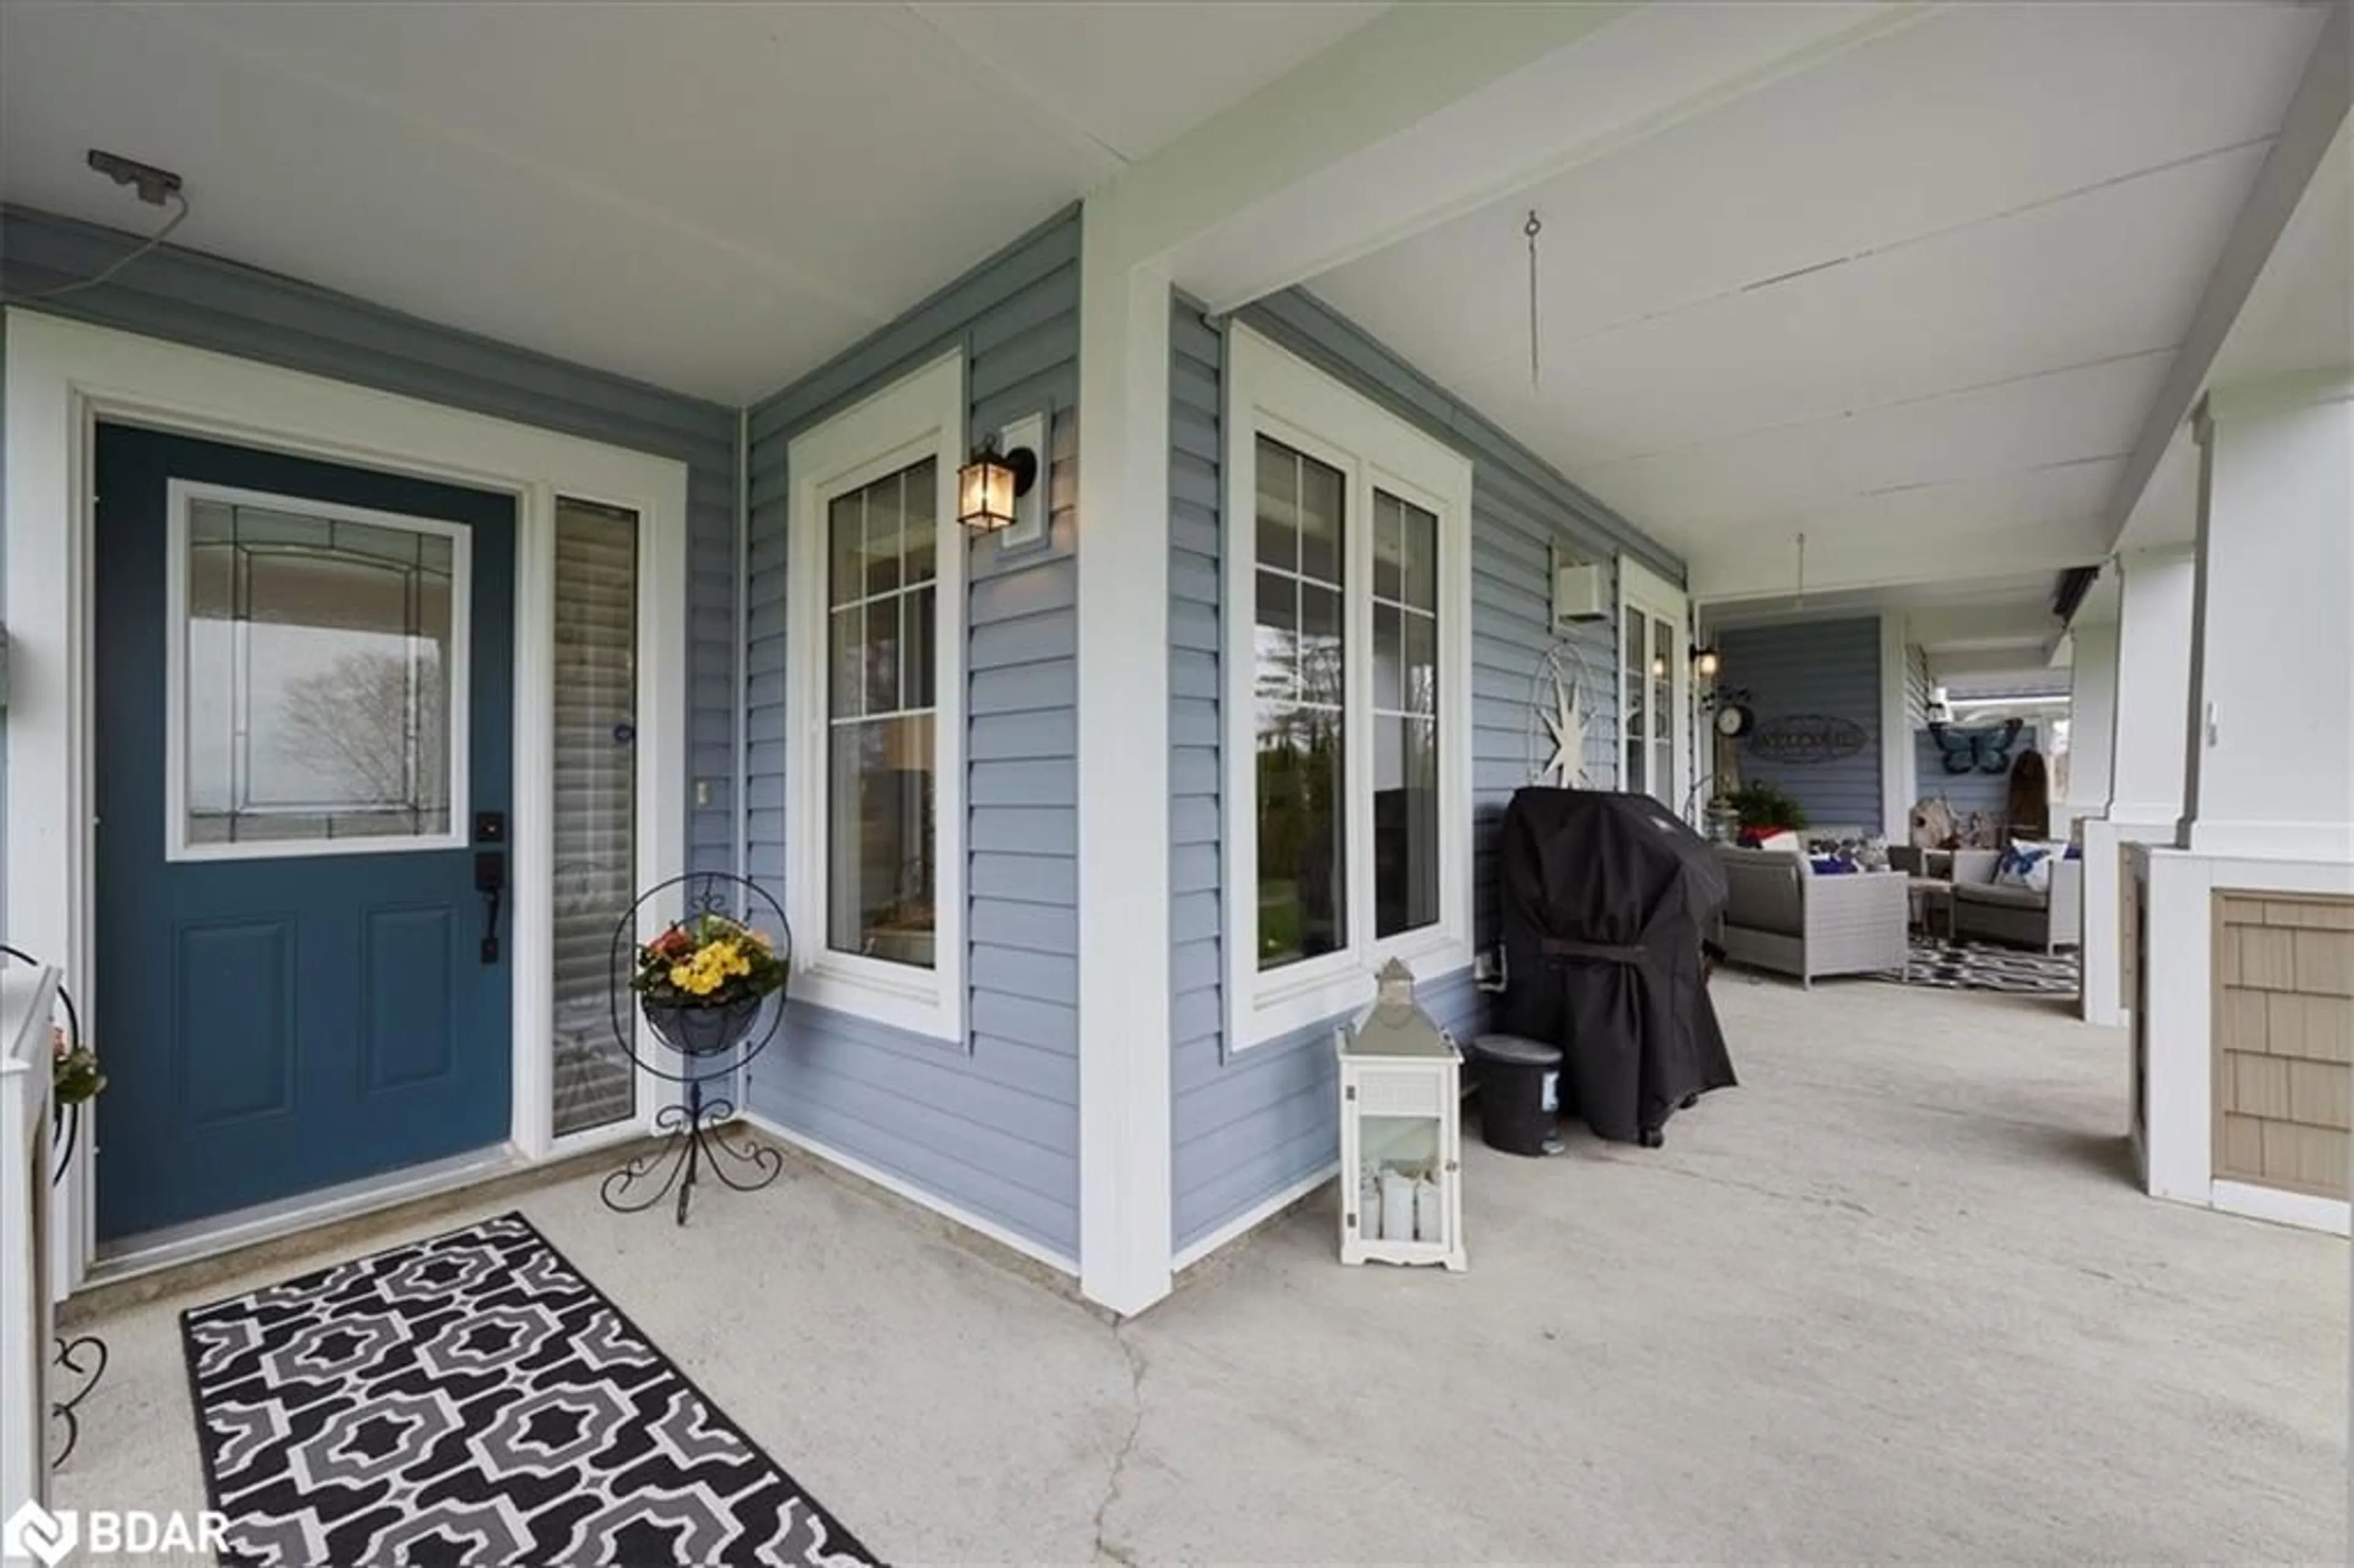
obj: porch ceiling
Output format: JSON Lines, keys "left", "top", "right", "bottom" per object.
{"left": 1704, "top": 571, "right": 2068, "bottom": 689}
{"left": 0, "top": 1, "right": 1384, "bottom": 405}
{"left": 1306, "top": 2, "right": 2333, "bottom": 597}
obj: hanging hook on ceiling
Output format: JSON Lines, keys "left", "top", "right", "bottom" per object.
{"left": 1524, "top": 209, "right": 1544, "bottom": 392}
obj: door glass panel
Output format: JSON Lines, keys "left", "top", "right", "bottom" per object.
{"left": 180, "top": 495, "right": 461, "bottom": 851}
{"left": 828, "top": 459, "right": 939, "bottom": 968}
{"left": 551, "top": 499, "right": 639, "bottom": 1138}
{"left": 1254, "top": 438, "right": 1347, "bottom": 970}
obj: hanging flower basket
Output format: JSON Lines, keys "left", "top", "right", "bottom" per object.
{"left": 629, "top": 909, "right": 790, "bottom": 1060}
{"left": 641, "top": 995, "right": 763, "bottom": 1059}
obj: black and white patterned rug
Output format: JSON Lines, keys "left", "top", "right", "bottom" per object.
{"left": 1890, "top": 936, "right": 2081, "bottom": 995}
{"left": 181, "top": 1212, "right": 878, "bottom": 1567}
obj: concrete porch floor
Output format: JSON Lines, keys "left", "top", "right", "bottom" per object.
{"left": 52, "top": 976, "right": 2347, "bottom": 1563}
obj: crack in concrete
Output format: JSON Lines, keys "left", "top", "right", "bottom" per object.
{"left": 1092, "top": 1321, "right": 1148, "bottom": 1567}
{"left": 1594, "top": 1154, "right": 1878, "bottom": 1218}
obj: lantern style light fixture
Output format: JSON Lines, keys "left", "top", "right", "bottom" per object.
{"left": 956, "top": 436, "right": 1038, "bottom": 534}
{"left": 1691, "top": 644, "right": 1722, "bottom": 680}
{"left": 1335, "top": 958, "right": 1466, "bottom": 1271}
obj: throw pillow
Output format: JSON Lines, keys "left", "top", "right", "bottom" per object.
{"left": 1810, "top": 855, "right": 1856, "bottom": 876}
{"left": 1996, "top": 842, "right": 2054, "bottom": 893}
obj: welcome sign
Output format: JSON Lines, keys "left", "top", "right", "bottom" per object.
{"left": 1746, "top": 713, "right": 1868, "bottom": 765}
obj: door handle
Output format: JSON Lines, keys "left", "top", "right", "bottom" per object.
{"left": 475, "top": 850, "right": 506, "bottom": 965}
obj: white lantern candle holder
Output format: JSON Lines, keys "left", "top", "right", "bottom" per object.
{"left": 1336, "top": 958, "right": 1466, "bottom": 1271}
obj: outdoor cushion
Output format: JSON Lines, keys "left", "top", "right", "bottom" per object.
{"left": 1955, "top": 881, "right": 2046, "bottom": 910}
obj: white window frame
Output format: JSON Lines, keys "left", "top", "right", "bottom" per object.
{"left": 1222, "top": 325, "right": 1474, "bottom": 1051}
{"left": 1618, "top": 555, "right": 1693, "bottom": 815}
{"left": 163, "top": 479, "right": 475, "bottom": 863}
{"left": 785, "top": 351, "right": 967, "bottom": 1043}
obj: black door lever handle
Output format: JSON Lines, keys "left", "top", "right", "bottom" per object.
{"left": 475, "top": 850, "right": 506, "bottom": 964}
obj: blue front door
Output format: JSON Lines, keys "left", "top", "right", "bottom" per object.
{"left": 93, "top": 425, "right": 516, "bottom": 1241}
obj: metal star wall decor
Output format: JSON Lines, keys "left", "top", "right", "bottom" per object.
{"left": 1539, "top": 665, "right": 1588, "bottom": 787}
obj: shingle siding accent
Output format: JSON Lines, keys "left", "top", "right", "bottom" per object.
{"left": 1170, "top": 287, "right": 1680, "bottom": 1254}
{"left": 0, "top": 203, "right": 741, "bottom": 888}
{"left": 741, "top": 208, "right": 1081, "bottom": 1260}
{"left": 2214, "top": 893, "right": 2354, "bottom": 1200}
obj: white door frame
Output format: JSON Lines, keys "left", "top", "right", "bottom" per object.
{"left": 2, "top": 310, "right": 689, "bottom": 1293}
{"left": 1618, "top": 555, "right": 1694, "bottom": 815}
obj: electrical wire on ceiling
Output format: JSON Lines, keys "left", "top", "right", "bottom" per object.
{"left": 0, "top": 190, "right": 188, "bottom": 305}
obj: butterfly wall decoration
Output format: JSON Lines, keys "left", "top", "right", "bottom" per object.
{"left": 1925, "top": 717, "right": 2023, "bottom": 775}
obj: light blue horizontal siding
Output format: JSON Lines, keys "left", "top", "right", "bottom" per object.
{"left": 742, "top": 208, "right": 1081, "bottom": 1260}
{"left": 1721, "top": 617, "right": 1885, "bottom": 833}
{"left": 0, "top": 204, "right": 741, "bottom": 886}
{"left": 1917, "top": 723, "right": 2042, "bottom": 823}
{"left": 1171, "top": 286, "right": 1684, "bottom": 1253}
{"left": 1173, "top": 967, "right": 1485, "bottom": 1244}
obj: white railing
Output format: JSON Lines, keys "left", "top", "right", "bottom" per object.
{"left": 1, "top": 962, "right": 63, "bottom": 1526}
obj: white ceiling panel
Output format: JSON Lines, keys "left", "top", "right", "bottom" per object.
{"left": 1440, "top": 142, "right": 2265, "bottom": 469}
{"left": 1580, "top": 352, "right": 2169, "bottom": 539}
{"left": 905, "top": 2, "right": 1390, "bottom": 162}
{"left": 1314, "top": 3, "right": 2320, "bottom": 394}
{"left": 1307, "top": 1, "right": 2329, "bottom": 593}
{"left": 1, "top": 1, "right": 1392, "bottom": 403}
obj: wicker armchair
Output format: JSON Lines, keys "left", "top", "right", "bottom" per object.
{"left": 1710, "top": 845, "right": 1911, "bottom": 987}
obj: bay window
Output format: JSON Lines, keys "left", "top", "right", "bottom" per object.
{"left": 1225, "top": 327, "right": 1474, "bottom": 1049}
{"left": 787, "top": 353, "right": 966, "bottom": 1041}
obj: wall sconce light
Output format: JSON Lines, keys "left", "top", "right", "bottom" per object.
{"left": 1690, "top": 644, "right": 1722, "bottom": 680}
{"left": 957, "top": 436, "right": 1038, "bottom": 534}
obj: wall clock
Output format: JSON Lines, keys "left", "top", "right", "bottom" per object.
{"left": 1713, "top": 702, "right": 1754, "bottom": 739}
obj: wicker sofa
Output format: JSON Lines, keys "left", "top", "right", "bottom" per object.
{"left": 1950, "top": 847, "right": 2081, "bottom": 953}
{"left": 1710, "top": 844, "right": 1911, "bottom": 986}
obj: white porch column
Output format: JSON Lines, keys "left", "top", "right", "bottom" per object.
{"left": 2080, "top": 549, "right": 2195, "bottom": 1027}
{"left": 2132, "top": 373, "right": 2353, "bottom": 1235}
{"left": 2181, "top": 376, "right": 2354, "bottom": 861}
{"left": 1075, "top": 188, "right": 1175, "bottom": 1316}
{"left": 2057, "top": 619, "right": 2116, "bottom": 833}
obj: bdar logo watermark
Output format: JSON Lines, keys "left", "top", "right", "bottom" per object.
{"left": 5, "top": 1501, "right": 226, "bottom": 1565}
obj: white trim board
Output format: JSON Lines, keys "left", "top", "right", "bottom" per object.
{"left": 781, "top": 350, "right": 969, "bottom": 1044}
{"left": 737, "top": 1109, "right": 1078, "bottom": 1278}
{"left": 1618, "top": 555, "right": 1694, "bottom": 814}
{"left": 1220, "top": 322, "right": 1477, "bottom": 1051}
{"left": 2, "top": 309, "right": 690, "bottom": 1290}
{"left": 2208, "top": 1179, "right": 2350, "bottom": 1238}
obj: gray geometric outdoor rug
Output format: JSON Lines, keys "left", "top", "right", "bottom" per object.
{"left": 181, "top": 1212, "right": 878, "bottom": 1566}
{"left": 1889, "top": 935, "right": 2081, "bottom": 995}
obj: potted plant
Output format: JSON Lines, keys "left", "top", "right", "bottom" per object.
{"left": 54, "top": 1026, "right": 104, "bottom": 1108}
{"left": 1724, "top": 780, "right": 1810, "bottom": 838}
{"left": 630, "top": 910, "right": 791, "bottom": 1058}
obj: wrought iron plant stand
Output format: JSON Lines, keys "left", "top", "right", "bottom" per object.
{"left": 597, "top": 873, "right": 789, "bottom": 1225}
{"left": 7, "top": 943, "right": 109, "bottom": 1468}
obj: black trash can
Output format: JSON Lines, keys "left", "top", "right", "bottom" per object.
{"left": 1469, "top": 1033, "right": 1563, "bottom": 1156}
